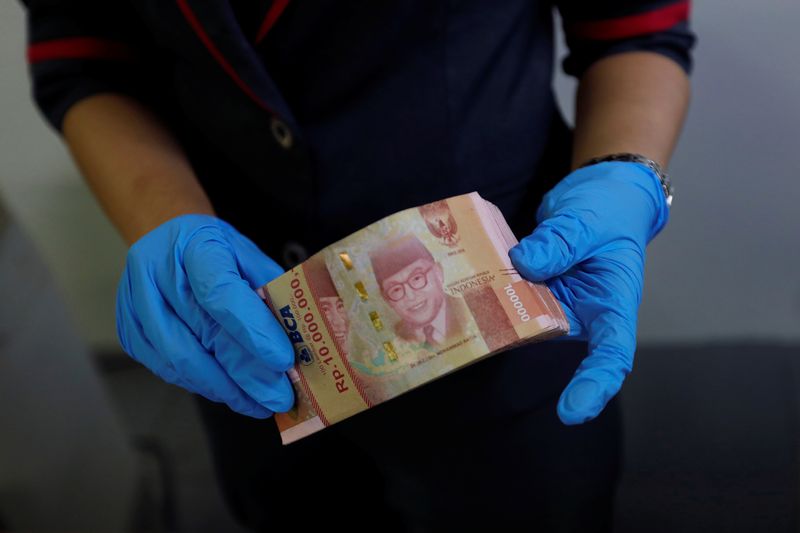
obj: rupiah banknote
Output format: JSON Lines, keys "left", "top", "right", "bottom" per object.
{"left": 260, "top": 192, "right": 568, "bottom": 444}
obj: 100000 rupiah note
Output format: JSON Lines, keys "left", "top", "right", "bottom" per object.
{"left": 261, "top": 192, "right": 568, "bottom": 444}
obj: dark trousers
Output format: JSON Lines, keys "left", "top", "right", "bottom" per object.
{"left": 197, "top": 341, "right": 621, "bottom": 532}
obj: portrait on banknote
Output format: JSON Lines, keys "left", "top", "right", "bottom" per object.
{"left": 319, "top": 205, "right": 488, "bottom": 404}
{"left": 369, "top": 234, "right": 468, "bottom": 348}
{"left": 302, "top": 254, "right": 352, "bottom": 360}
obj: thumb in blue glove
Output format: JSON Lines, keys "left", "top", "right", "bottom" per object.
{"left": 116, "top": 214, "right": 295, "bottom": 418}
{"left": 509, "top": 161, "right": 669, "bottom": 425}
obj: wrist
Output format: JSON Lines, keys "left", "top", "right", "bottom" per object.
{"left": 121, "top": 176, "right": 216, "bottom": 247}
{"left": 129, "top": 212, "right": 220, "bottom": 250}
{"left": 539, "top": 160, "right": 671, "bottom": 244}
{"left": 579, "top": 153, "right": 673, "bottom": 208}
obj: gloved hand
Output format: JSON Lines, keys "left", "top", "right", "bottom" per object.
{"left": 509, "top": 161, "right": 669, "bottom": 425}
{"left": 116, "top": 214, "right": 295, "bottom": 418}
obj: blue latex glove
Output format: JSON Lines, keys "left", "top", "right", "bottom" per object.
{"left": 116, "top": 214, "right": 295, "bottom": 418}
{"left": 509, "top": 161, "right": 669, "bottom": 425}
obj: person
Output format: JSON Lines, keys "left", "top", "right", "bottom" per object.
{"left": 318, "top": 294, "right": 349, "bottom": 345}
{"left": 19, "top": 0, "right": 695, "bottom": 530}
{"left": 306, "top": 256, "right": 350, "bottom": 350}
{"left": 370, "top": 234, "right": 467, "bottom": 349}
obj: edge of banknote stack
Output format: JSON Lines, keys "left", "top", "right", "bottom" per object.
{"left": 260, "top": 192, "right": 568, "bottom": 445}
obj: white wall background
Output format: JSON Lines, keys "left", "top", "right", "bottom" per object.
{"left": 0, "top": 2, "right": 127, "bottom": 352}
{"left": 1, "top": 0, "right": 799, "bottom": 350}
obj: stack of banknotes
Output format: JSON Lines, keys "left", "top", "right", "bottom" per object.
{"left": 260, "top": 192, "right": 568, "bottom": 444}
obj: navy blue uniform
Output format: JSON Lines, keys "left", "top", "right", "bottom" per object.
{"left": 21, "top": 1, "right": 694, "bottom": 530}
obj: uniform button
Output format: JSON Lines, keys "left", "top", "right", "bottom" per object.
{"left": 281, "top": 240, "right": 308, "bottom": 268}
{"left": 270, "top": 116, "right": 293, "bottom": 150}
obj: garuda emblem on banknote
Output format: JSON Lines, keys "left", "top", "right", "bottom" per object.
{"left": 419, "top": 200, "right": 460, "bottom": 247}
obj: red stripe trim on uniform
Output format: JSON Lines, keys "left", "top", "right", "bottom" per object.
{"left": 566, "top": 0, "right": 690, "bottom": 41}
{"left": 27, "top": 37, "right": 136, "bottom": 64}
{"left": 256, "top": 0, "right": 291, "bottom": 44}
{"left": 175, "top": 0, "right": 275, "bottom": 114}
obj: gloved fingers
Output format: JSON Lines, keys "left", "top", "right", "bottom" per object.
{"left": 556, "top": 307, "right": 636, "bottom": 425}
{"left": 124, "top": 264, "right": 273, "bottom": 418}
{"left": 117, "top": 273, "right": 182, "bottom": 386}
{"left": 222, "top": 225, "right": 286, "bottom": 288}
{"left": 212, "top": 328, "right": 296, "bottom": 413}
{"left": 544, "top": 277, "right": 586, "bottom": 340}
{"left": 183, "top": 228, "right": 295, "bottom": 372}
{"left": 509, "top": 210, "right": 598, "bottom": 282}
{"left": 116, "top": 271, "right": 146, "bottom": 365}
{"left": 116, "top": 268, "right": 188, "bottom": 383}
{"left": 170, "top": 335, "right": 275, "bottom": 419}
